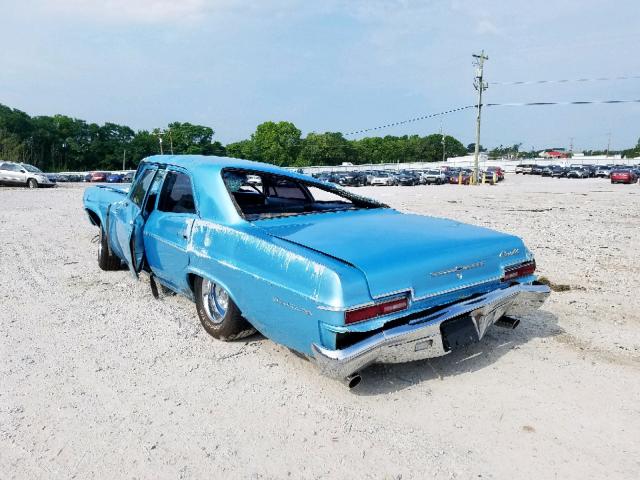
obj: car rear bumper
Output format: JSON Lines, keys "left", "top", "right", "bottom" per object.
{"left": 311, "top": 282, "right": 551, "bottom": 380}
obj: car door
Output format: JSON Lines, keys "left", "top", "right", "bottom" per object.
{"left": 108, "top": 165, "right": 159, "bottom": 277}
{"left": 143, "top": 168, "right": 198, "bottom": 292}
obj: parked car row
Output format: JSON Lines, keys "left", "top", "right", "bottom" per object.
{"left": 311, "top": 166, "right": 504, "bottom": 187}
{"left": 517, "top": 163, "right": 640, "bottom": 183}
{"left": 79, "top": 171, "right": 135, "bottom": 183}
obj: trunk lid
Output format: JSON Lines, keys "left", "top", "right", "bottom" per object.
{"left": 255, "top": 209, "right": 528, "bottom": 300}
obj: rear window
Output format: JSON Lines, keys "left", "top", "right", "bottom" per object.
{"left": 222, "top": 169, "right": 385, "bottom": 220}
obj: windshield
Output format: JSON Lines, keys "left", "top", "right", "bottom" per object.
{"left": 22, "top": 164, "right": 42, "bottom": 173}
{"left": 223, "top": 169, "right": 386, "bottom": 221}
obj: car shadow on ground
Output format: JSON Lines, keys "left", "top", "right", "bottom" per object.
{"left": 351, "top": 310, "right": 562, "bottom": 396}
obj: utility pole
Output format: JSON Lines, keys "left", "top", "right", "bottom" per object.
{"left": 472, "top": 50, "right": 488, "bottom": 184}
{"left": 605, "top": 131, "right": 611, "bottom": 157}
{"left": 568, "top": 137, "right": 574, "bottom": 160}
{"left": 159, "top": 136, "right": 164, "bottom": 155}
{"left": 168, "top": 129, "right": 174, "bottom": 155}
{"left": 122, "top": 149, "right": 127, "bottom": 170}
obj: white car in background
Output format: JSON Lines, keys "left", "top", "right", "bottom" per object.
{"left": 595, "top": 166, "right": 611, "bottom": 178}
{"left": 421, "top": 169, "right": 446, "bottom": 184}
{"left": 369, "top": 172, "right": 397, "bottom": 186}
{"left": 0, "top": 161, "right": 56, "bottom": 188}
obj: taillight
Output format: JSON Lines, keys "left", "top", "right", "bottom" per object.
{"left": 502, "top": 260, "right": 536, "bottom": 281}
{"left": 345, "top": 297, "right": 408, "bottom": 325}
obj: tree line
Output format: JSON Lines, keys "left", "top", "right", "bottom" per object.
{"left": 4, "top": 102, "right": 635, "bottom": 172}
{"left": 0, "top": 103, "right": 468, "bottom": 172}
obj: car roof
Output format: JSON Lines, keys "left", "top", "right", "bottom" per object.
{"left": 142, "top": 154, "right": 301, "bottom": 177}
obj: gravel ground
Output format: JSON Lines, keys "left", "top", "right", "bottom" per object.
{"left": 1, "top": 175, "right": 639, "bottom": 479}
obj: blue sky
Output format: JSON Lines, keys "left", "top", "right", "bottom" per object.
{"left": 2, "top": 0, "right": 640, "bottom": 151}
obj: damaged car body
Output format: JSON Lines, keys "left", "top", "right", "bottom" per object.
{"left": 83, "top": 155, "right": 550, "bottom": 387}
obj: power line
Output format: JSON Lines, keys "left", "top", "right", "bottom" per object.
{"left": 485, "top": 99, "right": 640, "bottom": 107}
{"left": 490, "top": 74, "right": 640, "bottom": 86}
{"left": 343, "top": 105, "right": 475, "bottom": 136}
{"left": 343, "top": 98, "right": 640, "bottom": 137}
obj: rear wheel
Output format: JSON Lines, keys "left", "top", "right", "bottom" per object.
{"left": 98, "top": 226, "right": 122, "bottom": 270}
{"left": 195, "top": 277, "right": 255, "bottom": 341}
{"left": 27, "top": 179, "right": 38, "bottom": 189}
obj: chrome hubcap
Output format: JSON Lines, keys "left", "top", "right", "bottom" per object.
{"left": 202, "top": 279, "right": 229, "bottom": 324}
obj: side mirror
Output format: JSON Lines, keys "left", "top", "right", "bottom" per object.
{"left": 20, "top": 169, "right": 27, "bottom": 173}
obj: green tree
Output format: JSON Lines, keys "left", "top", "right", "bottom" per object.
{"left": 226, "top": 139, "right": 256, "bottom": 159}
{"left": 298, "top": 132, "right": 355, "bottom": 166}
{"left": 250, "top": 121, "right": 301, "bottom": 166}
{"left": 164, "top": 122, "right": 225, "bottom": 155}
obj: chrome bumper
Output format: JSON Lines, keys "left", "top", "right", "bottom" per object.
{"left": 311, "top": 283, "right": 551, "bottom": 380}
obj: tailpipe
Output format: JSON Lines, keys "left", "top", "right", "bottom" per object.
{"left": 495, "top": 316, "right": 520, "bottom": 329}
{"left": 343, "top": 373, "right": 362, "bottom": 389}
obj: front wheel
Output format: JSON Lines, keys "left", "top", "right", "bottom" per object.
{"left": 195, "top": 277, "right": 255, "bottom": 341}
{"left": 27, "top": 179, "right": 38, "bottom": 189}
{"left": 98, "top": 226, "right": 122, "bottom": 270}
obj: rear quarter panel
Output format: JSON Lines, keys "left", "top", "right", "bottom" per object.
{"left": 186, "top": 220, "right": 370, "bottom": 354}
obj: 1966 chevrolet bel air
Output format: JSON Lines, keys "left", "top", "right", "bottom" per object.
{"left": 83, "top": 155, "right": 550, "bottom": 387}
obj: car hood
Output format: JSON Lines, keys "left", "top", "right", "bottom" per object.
{"left": 255, "top": 209, "right": 529, "bottom": 300}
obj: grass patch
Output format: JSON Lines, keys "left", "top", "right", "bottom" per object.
{"left": 538, "top": 276, "right": 572, "bottom": 292}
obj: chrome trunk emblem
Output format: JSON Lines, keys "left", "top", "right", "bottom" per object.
{"left": 499, "top": 248, "right": 520, "bottom": 257}
{"left": 431, "top": 261, "right": 485, "bottom": 278}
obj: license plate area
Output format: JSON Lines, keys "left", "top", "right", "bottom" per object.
{"left": 440, "top": 315, "right": 479, "bottom": 352}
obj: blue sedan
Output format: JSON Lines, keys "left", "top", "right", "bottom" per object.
{"left": 83, "top": 155, "right": 550, "bottom": 387}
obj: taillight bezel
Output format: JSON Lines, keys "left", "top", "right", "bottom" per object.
{"left": 344, "top": 297, "right": 409, "bottom": 325}
{"left": 502, "top": 260, "right": 536, "bottom": 282}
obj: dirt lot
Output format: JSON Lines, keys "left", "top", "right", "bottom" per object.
{"left": 1, "top": 175, "right": 639, "bottom": 479}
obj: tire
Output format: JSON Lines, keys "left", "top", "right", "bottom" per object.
{"left": 195, "top": 277, "right": 255, "bottom": 341}
{"left": 27, "top": 178, "right": 38, "bottom": 189}
{"left": 98, "top": 226, "right": 122, "bottom": 271}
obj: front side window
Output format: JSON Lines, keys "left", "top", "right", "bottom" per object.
{"left": 130, "top": 167, "right": 156, "bottom": 207}
{"left": 22, "top": 164, "right": 42, "bottom": 173}
{"left": 223, "top": 169, "right": 385, "bottom": 220}
{"left": 158, "top": 171, "right": 196, "bottom": 214}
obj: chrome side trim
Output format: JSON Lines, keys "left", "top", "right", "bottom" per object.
{"left": 311, "top": 283, "right": 550, "bottom": 380}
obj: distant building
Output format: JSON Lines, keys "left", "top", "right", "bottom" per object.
{"left": 539, "top": 148, "right": 570, "bottom": 159}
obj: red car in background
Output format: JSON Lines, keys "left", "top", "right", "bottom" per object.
{"left": 449, "top": 170, "right": 472, "bottom": 185}
{"left": 89, "top": 171, "right": 109, "bottom": 182}
{"left": 485, "top": 166, "right": 504, "bottom": 181}
{"left": 610, "top": 169, "right": 637, "bottom": 184}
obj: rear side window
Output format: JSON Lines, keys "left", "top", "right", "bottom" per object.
{"left": 2, "top": 163, "right": 21, "bottom": 172}
{"left": 130, "top": 168, "right": 156, "bottom": 207}
{"left": 158, "top": 171, "right": 196, "bottom": 214}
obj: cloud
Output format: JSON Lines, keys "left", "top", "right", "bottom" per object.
{"left": 35, "top": 0, "right": 310, "bottom": 24}
{"left": 475, "top": 18, "right": 499, "bottom": 35}
{"left": 39, "top": 0, "right": 213, "bottom": 24}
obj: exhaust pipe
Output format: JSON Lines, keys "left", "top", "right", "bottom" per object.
{"left": 495, "top": 316, "right": 520, "bottom": 329}
{"left": 344, "top": 373, "right": 362, "bottom": 389}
